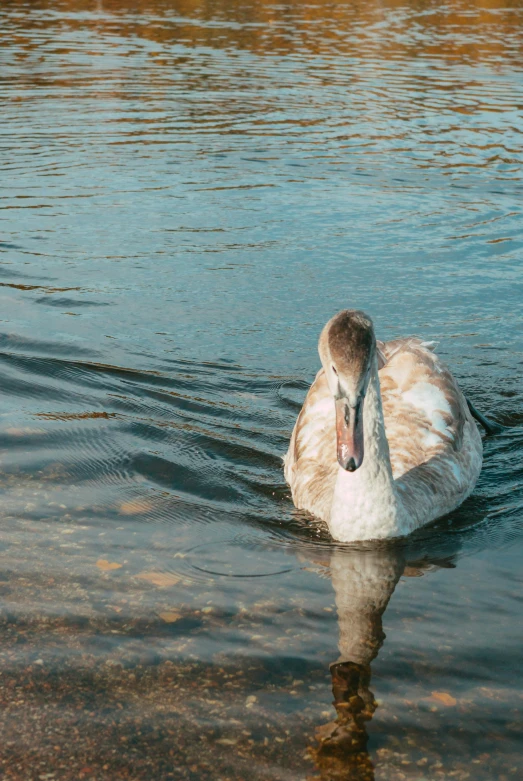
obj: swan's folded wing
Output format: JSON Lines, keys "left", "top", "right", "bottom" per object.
{"left": 284, "top": 369, "right": 338, "bottom": 521}
{"left": 378, "top": 338, "right": 470, "bottom": 480}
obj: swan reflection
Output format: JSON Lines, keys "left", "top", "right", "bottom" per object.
{"left": 310, "top": 545, "right": 453, "bottom": 780}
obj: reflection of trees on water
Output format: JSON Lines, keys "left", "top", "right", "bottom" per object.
{"left": 309, "top": 547, "right": 452, "bottom": 780}
{"left": 6, "top": 0, "right": 523, "bottom": 67}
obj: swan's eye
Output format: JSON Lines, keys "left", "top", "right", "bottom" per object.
{"left": 332, "top": 366, "right": 338, "bottom": 376}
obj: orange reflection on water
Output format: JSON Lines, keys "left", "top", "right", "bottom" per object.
{"left": 3, "top": 0, "right": 523, "bottom": 65}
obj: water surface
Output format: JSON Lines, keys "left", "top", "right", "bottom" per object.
{"left": 1, "top": 1, "right": 523, "bottom": 778}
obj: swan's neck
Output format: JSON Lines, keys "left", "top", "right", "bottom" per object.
{"left": 329, "top": 359, "right": 406, "bottom": 542}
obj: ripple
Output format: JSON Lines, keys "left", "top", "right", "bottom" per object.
{"left": 1, "top": 5, "right": 523, "bottom": 777}
{"left": 183, "top": 537, "right": 298, "bottom": 581}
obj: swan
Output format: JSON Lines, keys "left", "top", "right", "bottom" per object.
{"left": 284, "top": 309, "right": 485, "bottom": 542}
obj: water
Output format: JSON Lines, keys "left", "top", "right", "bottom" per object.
{"left": 1, "top": 0, "right": 523, "bottom": 778}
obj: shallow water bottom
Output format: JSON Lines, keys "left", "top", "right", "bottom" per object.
{"left": 1, "top": 507, "right": 522, "bottom": 781}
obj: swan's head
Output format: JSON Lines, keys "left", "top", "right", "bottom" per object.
{"left": 318, "top": 310, "right": 376, "bottom": 472}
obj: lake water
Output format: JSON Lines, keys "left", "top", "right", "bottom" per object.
{"left": 1, "top": 0, "right": 523, "bottom": 778}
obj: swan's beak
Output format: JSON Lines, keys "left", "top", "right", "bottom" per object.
{"left": 335, "top": 395, "right": 364, "bottom": 471}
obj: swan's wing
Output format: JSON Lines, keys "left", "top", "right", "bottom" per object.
{"left": 378, "top": 337, "right": 479, "bottom": 481}
{"left": 284, "top": 369, "right": 337, "bottom": 521}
